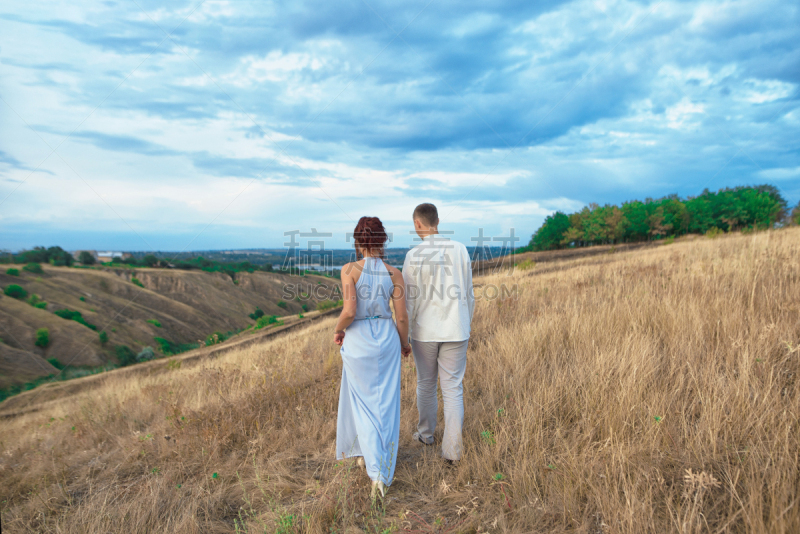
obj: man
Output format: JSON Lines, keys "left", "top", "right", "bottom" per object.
{"left": 402, "top": 203, "right": 475, "bottom": 463}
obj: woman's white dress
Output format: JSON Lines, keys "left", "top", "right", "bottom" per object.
{"left": 336, "top": 257, "right": 401, "bottom": 485}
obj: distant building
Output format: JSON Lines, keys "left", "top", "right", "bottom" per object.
{"left": 96, "top": 251, "right": 132, "bottom": 263}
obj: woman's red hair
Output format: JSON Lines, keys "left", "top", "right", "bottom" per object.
{"left": 353, "top": 216, "right": 388, "bottom": 257}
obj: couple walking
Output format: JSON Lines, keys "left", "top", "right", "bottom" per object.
{"left": 333, "top": 203, "right": 475, "bottom": 498}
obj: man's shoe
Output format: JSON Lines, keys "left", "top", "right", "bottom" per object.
{"left": 413, "top": 432, "right": 433, "bottom": 446}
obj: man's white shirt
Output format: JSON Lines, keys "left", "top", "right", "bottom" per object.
{"left": 402, "top": 233, "right": 475, "bottom": 342}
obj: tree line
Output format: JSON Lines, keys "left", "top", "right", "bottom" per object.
{"left": 519, "top": 184, "right": 798, "bottom": 252}
{"left": 0, "top": 247, "right": 344, "bottom": 280}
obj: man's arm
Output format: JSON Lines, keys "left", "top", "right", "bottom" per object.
{"left": 402, "top": 251, "right": 419, "bottom": 341}
{"left": 464, "top": 245, "right": 475, "bottom": 324}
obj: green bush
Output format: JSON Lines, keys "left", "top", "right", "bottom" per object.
{"left": 205, "top": 331, "right": 228, "bottom": 346}
{"left": 142, "top": 254, "right": 159, "bottom": 267}
{"left": 301, "top": 303, "right": 309, "bottom": 312}
{"left": 316, "top": 299, "right": 343, "bottom": 311}
{"left": 23, "top": 263, "right": 43, "bottom": 274}
{"left": 136, "top": 346, "right": 155, "bottom": 362}
{"left": 254, "top": 315, "right": 280, "bottom": 330}
{"left": 115, "top": 345, "right": 137, "bottom": 366}
{"left": 131, "top": 277, "right": 144, "bottom": 288}
{"left": 705, "top": 227, "right": 724, "bottom": 239}
{"left": 35, "top": 327, "right": 49, "bottom": 348}
{"left": 54, "top": 309, "right": 98, "bottom": 330}
{"left": 146, "top": 319, "right": 161, "bottom": 328}
{"left": 248, "top": 307, "right": 265, "bottom": 320}
{"left": 277, "top": 300, "right": 288, "bottom": 309}
{"left": 34, "top": 301, "right": 47, "bottom": 309}
{"left": 47, "top": 357, "right": 64, "bottom": 370}
{"left": 99, "top": 331, "right": 108, "bottom": 344}
{"left": 27, "top": 294, "right": 44, "bottom": 307}
{"left": 154, "top": 337, "right": 199, "bottom": 356}
{"left": 79, "top": 296, "right": 86, "bottom": 302}
{"left": 6, "top": 268, "right": 19, "bottom": 276}
{"left": 4, "top": 284, "right": 28, "bottom": 299}
{"left": 78, "top": 251, "right": 96, "bottom": 265}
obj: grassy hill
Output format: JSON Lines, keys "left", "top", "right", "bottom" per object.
{"left": 0, "top": 265, "right": 340, "bottom": 391}
{"left": 0, "top": 228, "right": 799, "bottom": 532}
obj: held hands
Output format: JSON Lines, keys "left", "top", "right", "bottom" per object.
{"left": 401, "top": 344, "right": 412, "bottom": 358}
{"left": 334, "top": 330, "right": 345, "bottom": 346}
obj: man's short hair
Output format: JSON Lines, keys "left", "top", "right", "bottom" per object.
{"left": 413, "top": 203, "right": 439, "bottom": 227}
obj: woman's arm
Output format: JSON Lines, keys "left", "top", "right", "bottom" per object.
{"left": 333, "top": 263, "right": 358, "bottom": 346}
{"left": 388, "top": 266, "right": 411, "bottom": 356}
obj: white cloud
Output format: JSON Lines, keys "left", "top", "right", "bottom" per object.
{"left": 1, "top": 0, "right": 797, "bottom": 250}
{"left": 757, "top": 166, "right": 800, "bottom": 181}
{"left": 665, "top": 98, "right": 705, "bottom": 129}
{"left": 737, "top": 78, "right": 795, "bottom": 104}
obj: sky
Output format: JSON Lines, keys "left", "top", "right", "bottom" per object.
{"left": 1, "top": 0, "right": 798, "bottom": 252}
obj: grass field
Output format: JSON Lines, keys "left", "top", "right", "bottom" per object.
{"left": 1, "top": 228, "right": 799, "bottom": 533}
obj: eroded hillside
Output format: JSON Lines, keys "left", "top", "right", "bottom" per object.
{"left": 0, "top": 266, "right": 340, "bottom": 388}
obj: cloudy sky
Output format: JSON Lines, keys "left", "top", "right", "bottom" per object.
{"left": 1, "top": 0, "right": 798, "bottom": 252}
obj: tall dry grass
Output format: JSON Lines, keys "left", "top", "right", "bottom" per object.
{"left": 1, "top": 229, "right": 799, "bottom": 533}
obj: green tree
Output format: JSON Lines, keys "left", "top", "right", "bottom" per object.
{"left": 605, "top": 206, "right": 630, "bottom": 242}
{"left": 23, "top": 263, "right": 43, "bottom": 274}
{"left": 621, "top": 200, "right": 650, "bottom": 241}
{"left": 528, "top": 184, "right": 786, "bottom": 250}
{"left": 647, "top": 207, "right": 673, "bottom": 238}
{"left": 560, "top": 226, "right": 583, "bottom": 247}
{"left": 15, "top": 246, "right": 72, "bottom": 266}
{"left": 255, "top": 315, "right": 279, "bottom": 329}
{"left": 143, "top": 254, "right": 159, "bottom": 267}
{"left": 46, "top": 246, "right": 73, "bottom": 266}
{"left": 99, "top": 331, "right": 109, "bottom": 344}
{"left": 115, "top": 345, "right": 137, "bottom": 366}
{"left": 54, "top": 309, "right": 98, "bottom": 330}
{"left": 35, "top": 328, "right": 49, "bottom": 348}
{"left": 78, "top": 251, "right": 96, "bottom": 265}
{"left": 582, "top": 204, "right": 611, "bottom": 245}
{"left": 4, "top": 284, "right": 28, "bottom": 299}
{"left": 15, "top": 247, "right": 48, "bottom": 263}
{"left": 6, "top": 268, "right": 19, "bottom": 276}
{"left": 792, "top": 202, "right": 800, "bottom": 225}
{"left": 528, "top": 211, "right": 571, "bottom": 251}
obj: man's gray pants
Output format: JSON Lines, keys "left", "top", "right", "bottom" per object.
{"left": 411, "top": 339, "right": 468, "bottom": 461}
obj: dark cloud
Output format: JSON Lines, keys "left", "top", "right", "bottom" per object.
{"left": 1, "top": 0, "right": 798, "bottom": 250}
{"left": 0, "top": 149, "right": 54, "bottom": 175}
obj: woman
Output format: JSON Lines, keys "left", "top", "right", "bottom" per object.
{"left": 333, "top": 216, "right": 411, "bottom": 498}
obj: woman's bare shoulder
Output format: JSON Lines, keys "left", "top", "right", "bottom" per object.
{"left": 342, "top": 261, "right": 364, "bottom": 278}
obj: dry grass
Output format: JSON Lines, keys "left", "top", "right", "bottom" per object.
{"left": 1, "top": 228, "right": 799, "bottom": 533}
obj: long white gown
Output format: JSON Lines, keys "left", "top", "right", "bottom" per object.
{"left": 336, "top": 257, "right": 402, "bottom": 485}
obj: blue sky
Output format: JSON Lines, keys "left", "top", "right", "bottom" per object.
{"left": 1, "top": 0, "right": 798, "bottom": 252}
